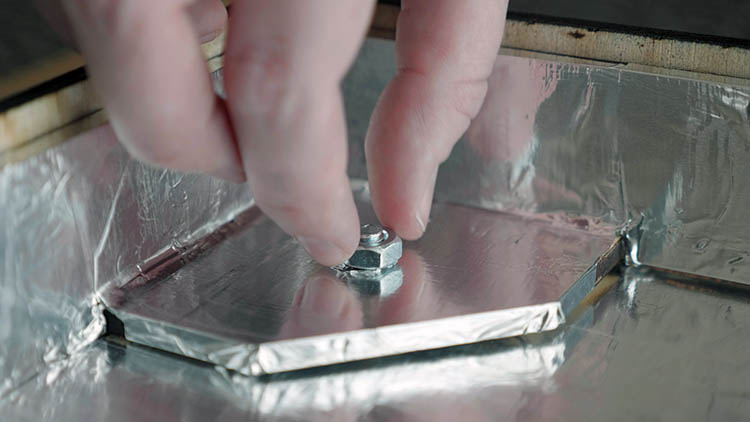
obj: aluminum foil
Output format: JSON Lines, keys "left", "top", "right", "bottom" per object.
{"left": 5, "top": 35, "right": 750, "bottom": 419}
{"left": 0, "top": 119, "right": 252, "bottom": 397}
{"left": 7, "top": 268, "right": 750, "bottom": 421}
{"left": 448, "top": 53, "right": 750, "bottom": 284}
{"left": 101, "top": 181, "right": 613, "bottom": 374}
{"left": 350, "top": 40, "right": 750, "bottom": 285}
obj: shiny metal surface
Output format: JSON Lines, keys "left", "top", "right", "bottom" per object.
{"left": 101, "top": 182, "right": 612, "bottom": 374}
{"left": 0, "top": 123, "right": 252, "bottom": 396}
{"left": 355, "top": 40, "right": 750, "bottom": 285}
{"left": 5, "top": 35, "right": 750, "bottom": 420}
{"left": 479, "top": 58, "right": 750, "bottom": 283}
{"left": 7, "top": 269, "right": 750, "bottom": 421}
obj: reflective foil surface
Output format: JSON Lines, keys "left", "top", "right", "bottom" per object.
{"left": 101, "top": 182, "right": 612, "bottom": 374}
{"left": 0, "top": 123, "right": 253, "bottom": 398}
{"left": 453, "top": 55, "right": 750, "bottom": 283}
{"left": 4, "top": 36, "right": 750, "bottom": 420}
{"left": 7, "top": 269, "right": 750, "bottom": 421}
{"left": 352, "top": 40, "right": 750, "bottom": 284}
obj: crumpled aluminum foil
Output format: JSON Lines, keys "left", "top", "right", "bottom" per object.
{"left": 0, "top": 123, "right": 253, "bottom": 395}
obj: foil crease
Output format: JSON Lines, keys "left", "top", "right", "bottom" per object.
{"left": 0, "top": 116, "right": 252, "bottom": 395}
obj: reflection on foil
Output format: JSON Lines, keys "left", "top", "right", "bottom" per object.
{"left": 340, "top": 265, "right": 404, "bottom": 298}
{"left": 248, "top": 330, "right": 574, "bottom": 420}
{"left": 9, "top": 268, "right": 750, "bottom": 421}
{"left": 102, "top": 182, "right": 612, "bottom": 374}
{"left": 0, "top": 323, "right": 578, "bottom": 421}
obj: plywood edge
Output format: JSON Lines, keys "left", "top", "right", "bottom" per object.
{"left": 0, "top": 31, "right": 228, "bottom": 167}
{"left": 502, "top": 18, "right": 750, "bottom": 83}
{"left": 0, "top": 50, "right": 84, "bottom": 102}
{"left": 0, "top": 109, "right": 106, "bottom": 168}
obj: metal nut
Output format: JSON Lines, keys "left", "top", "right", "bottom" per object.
{"left": 345, "top": 224, "right": 402, "bottom": 270}
{"left": 345, "top": 266, "right": 404, "bottom": 297}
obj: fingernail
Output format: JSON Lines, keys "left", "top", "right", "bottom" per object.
{"left": 298, "top": 237, "right": 348, "bottom": 266}
{"left": 415, "top": 169, "right": 438, "bottom": 235}
{"left": 199, "top": 30, "right": 222, "bottom": 44}
{"left": 292, "top": 284, "right": 307, "bottom": 308}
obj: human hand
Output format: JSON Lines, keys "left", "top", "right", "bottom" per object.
{"left": 37, "top": 0, "right": 507, "bottom": 266}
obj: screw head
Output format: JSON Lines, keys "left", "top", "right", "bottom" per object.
{"left": 360, "top": 224, "right": 388, "bottom": 246}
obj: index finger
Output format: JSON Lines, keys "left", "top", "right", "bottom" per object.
{"left": 224, "top": 1, "right": 375, "bottom": 265}
{"left": 366, "top": 0, "right": 508, "bottom": 239}
{"left": 60, "top": 0, "right": 244, "bottom": 181}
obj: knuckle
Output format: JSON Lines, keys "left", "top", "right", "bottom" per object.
{"left": 435, "top": 77, "right": 490, "bottom": 164}
{"left": 452, "top": 77, "right": 489, "bottom": 124}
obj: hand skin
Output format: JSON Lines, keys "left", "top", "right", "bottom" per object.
{"left": 36, "top": 0, "right": 508, "bottom": 266}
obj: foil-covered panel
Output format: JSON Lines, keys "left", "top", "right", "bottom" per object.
{"left": 103, "top": 183, "right": 611, "bottom": 374}
{"left": 8, "top": 268, "right": 750, "bottom": 421}
{"left": 0, "top": 120, "right": 252, "bottom": 396}
{"left": 5, "top": 35, "right": 750, "bottom": 419}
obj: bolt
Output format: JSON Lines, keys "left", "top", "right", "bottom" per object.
{"left": 360, "top": 224, "right": 388, "bottom": 246}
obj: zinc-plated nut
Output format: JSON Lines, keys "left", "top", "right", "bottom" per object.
{"left": 345, "top": 224, "right": 402, "bottom": 270}
{"left": 345, "top": 266, "right": 403, "bottom": 297}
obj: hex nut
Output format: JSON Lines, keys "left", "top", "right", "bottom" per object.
{"left": 345, "top": 225, "right": 402, "bottom": 270}
{"left": 345, "top": 266, "right": 404, "bottom": 297}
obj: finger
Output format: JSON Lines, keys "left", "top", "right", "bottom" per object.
{"left": 39, "top": 0, "right": 227, "bottom": 47}
{"left": 61, "top": 0, "right": 244, "bottom": 182}
{"left": 187, "top": 0, "right": 227, "bottom": 43}
{"left": 224, "top": 1, "right": 374, "bottom": 265}
{"left": 280, "top": 274, "right": 363, "bottom": 339}
{"left": 366, "top": 0, "right": 508, "bottom": 239}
